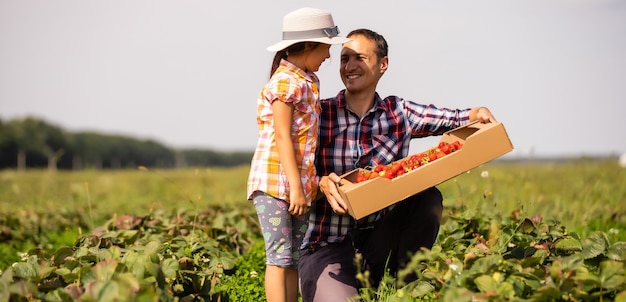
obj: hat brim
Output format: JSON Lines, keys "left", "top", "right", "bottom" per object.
{"left": 267, "top": 36, "right": 352, "bottom": 52}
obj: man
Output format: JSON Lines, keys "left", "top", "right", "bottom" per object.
{"left": 297, "top": 28, "right": 496, "bottom": 302}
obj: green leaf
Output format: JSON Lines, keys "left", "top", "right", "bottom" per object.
{"left": 143, "top": 262, "right": 160, "bottom": 280}
{"left": 144, "top": 240, "right": 161, "bottom": 256}
{"left": 58, "top": 267, "right": 78, "bottom": 283}
{"left": 43, "top": 288, "right": 75, "bottom": 301}
{"left": 607, "top": 242, "right": 626, "bottom": 261}
{"left": 406, "top": 280, "right": 435, "bottom": 297}
{"left": 603, "top": 274, "right": 625, "bottom": 290}
{"left": 573, "top": 266, "right": 600, "bottom": 287}
{"left": 581, "top": 232, "right": 609, "bottom": 259}
{"left": 474, "top": 275, "right": 498, "bottom": 293}
{"left": 497, "top": 281, "right": 516, "bottom": 300}
{"left": 532, "top": 286, "right": 566, "bottom": 300}
{"left": 599, "top": 261, "right": 626, "bottom": 289}
{"left": 555, "top": 237, "right": 582, "bottom": 253}
{"left": 53, "top": 247, "right": 75, "bottom": 266}
{"left": 209, "top": 251, "right": 237, "bottom": 271}
{"left": 530, "top": 249, "right": 549, "bottom": 264}
{"left": 468, "top": 255, "right": 502, "bottom": 275}
{"left": 63, "top": 259, "right": 80, "bottom": 271}
{"left": 104, "top": 245, "right": 123, "bottom": 261}
{"left": 116, "top": 272, "right": 141, "bottom": 292}
{"left": 441, "top": 287, "right": 475, "bottom": 302}
{"left": 161, "top": 258, "right": 179, "bottom": 279}
{"left": 212, "top": 215, "right": 225, "bottom": 230}
{"left": 88, "top": 280, "right": 121, "bottom": 301}
{"left": 92, "top": 259, "right": 118, "bottom": 282}
{"left": 509, "top": 274, "right": 542, "bottom": 293}
{"left": 12, "top": 262, "right": 38, "bottom": 279}
{"left": 122, "top": 249, "right": 138, "bottom": 265}
{"left": 135, "top": 290, "right": 159, "bottom": 302}
{"left": 54, "top": 267, "right": 71, "bottom": 276}
{"left": 549, "top": 259, "right": 562, "bottom": 281}
{"left": 518, "top": 218, "right": 535, "bottom": 234}
{"left": 118, "top": 230, "right": 139, "bottom": 240}
{"left": 0, "top": 269, "right": 13, "bottom": 302}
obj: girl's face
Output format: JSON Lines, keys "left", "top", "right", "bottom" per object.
{"left": 304, "top": 43, "right": 331, "bottom": 72}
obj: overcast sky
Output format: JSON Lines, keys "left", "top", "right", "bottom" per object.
{"left": 1, "top": 0, "right": 625, "bottom": 158}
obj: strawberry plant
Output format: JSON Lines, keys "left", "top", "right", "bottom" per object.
{"left": 0, "top": 161, "right": 623, "bottom": 301}
{"left": 0, "top": 206, "right": 264, "bottom": 301}
{"left": 353, "top": 206, "right": 626, "bottom": 301}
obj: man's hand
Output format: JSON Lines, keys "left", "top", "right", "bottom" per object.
{"left": 470, "top": 107, "right": 497, "bottom": 123}
{"left": 319, "top": 173, "right": 349, "bottom": 215}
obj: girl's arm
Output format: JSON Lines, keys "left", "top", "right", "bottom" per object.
{"left": 272, "top": 100, "right": 308, "bottom": 216}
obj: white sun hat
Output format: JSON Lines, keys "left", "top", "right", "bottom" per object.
{"left": 267, "top": 7, "right": 351, "bottom": 52}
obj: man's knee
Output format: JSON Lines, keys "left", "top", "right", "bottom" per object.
{"left": 403, "top": 187, "right": 443, "bottom": 216}
{"left": 299, "top": 242, "right": 359, "bottom": 301}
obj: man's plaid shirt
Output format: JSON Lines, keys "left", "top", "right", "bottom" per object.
{"left": 302, "top": 90, "right": 472, "bottom": 251}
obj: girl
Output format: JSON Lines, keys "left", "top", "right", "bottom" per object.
{"left": 246, "top": 7, "right": 349, "bottom": 302}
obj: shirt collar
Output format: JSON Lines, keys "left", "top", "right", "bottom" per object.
{"left": 279, "top": 59, "right": 318, "bottom": 83}
{"left": 334, "top": 90, "right": 387, "bottom": 113}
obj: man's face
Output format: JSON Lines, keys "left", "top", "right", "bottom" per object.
{"left": 340, "top": 34, "right": 388, "bottom": 94}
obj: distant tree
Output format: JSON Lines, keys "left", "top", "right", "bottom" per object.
{"left": 1, "top": 117, "right": 67, "bottom": 171}
{"left": 0, "top": 119, "right": 15, "bottom": 168}
{"left": 0, "top": 116, "right": 253, "bottom": 170}
{"left": 71, "top": 132, "right": 175, "bottom": 169}
{"left": 180, "top": 149, "right": 253, "bottom": 167}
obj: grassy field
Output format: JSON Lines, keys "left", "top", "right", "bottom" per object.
{"left": 0, "top": 166, "right": 253, "bottom": 227}
{"left": 4, "top": 160, "right": 623, "bottom": 239}
{"left": 0, "top": 159, "right": 625, "bottom": 300}
{"left": 436, "top": 159, "right": 626, "bottom": 242}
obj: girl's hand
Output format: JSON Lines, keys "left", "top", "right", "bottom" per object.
{"left": 288, "top": 189, "right": 309, "bottom": 216}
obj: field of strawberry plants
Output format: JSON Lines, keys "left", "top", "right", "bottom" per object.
{"left": 0, "top": 159, "right": 625, "bottom": 301}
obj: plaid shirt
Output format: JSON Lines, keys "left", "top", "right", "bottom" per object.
{"left": 301, "top": 90, "right": 472, "bottom": 250}
{"left": 247, "top": 59, "right": 320, "bottom": 203}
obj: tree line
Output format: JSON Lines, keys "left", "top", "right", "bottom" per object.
{"left": 0, "top": 117, "right": 254, "bottom": 171}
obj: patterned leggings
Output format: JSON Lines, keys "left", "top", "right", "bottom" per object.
{"left": 253, "top": 191, "right": 309, "bottom": 269}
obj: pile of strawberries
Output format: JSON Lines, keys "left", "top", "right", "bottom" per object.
{"left": 355, "top": 140, "right": 463, "bottom": 183}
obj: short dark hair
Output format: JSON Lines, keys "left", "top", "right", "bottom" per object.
{"left": 346, "top": 29, "right": 388, "bottom": 60}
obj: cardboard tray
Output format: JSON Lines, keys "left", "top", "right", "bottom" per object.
{"left": 337, "top": 121, "right": 514, "bottom": 219}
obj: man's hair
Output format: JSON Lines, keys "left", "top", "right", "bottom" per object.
{"left": 346, "top": 29, "right": 388, "bottom": 60}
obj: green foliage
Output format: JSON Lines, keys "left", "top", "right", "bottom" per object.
{"left": 0, "top": 166, "right": 252, "bottom": 226}
{"left": 437, "top": 160, "right": 626, "bottom": 242}
{"left": 213, "top": 240, "right": 267, "bottom": 301}
{"left": 0, "top": 208, "right": 86, "bottom": 269}
{"left": 0, "top": 206, "right": 263, "bottom": 301}
{"left": 352, "top": 206, "right": 626, "bottom": 301}
{"left": 0, "top": 161, "right": 624, "bottom": 301}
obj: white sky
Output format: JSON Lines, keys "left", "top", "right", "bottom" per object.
{"left": 1, "top": 0, "right": 625, "bottom": 158}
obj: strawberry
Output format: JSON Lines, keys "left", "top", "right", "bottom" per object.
{"left": 355, "top": 170, "right": 370, "bottom": 183}
{"left": 429, "top": 152, "right": 437, "bottom": 162}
